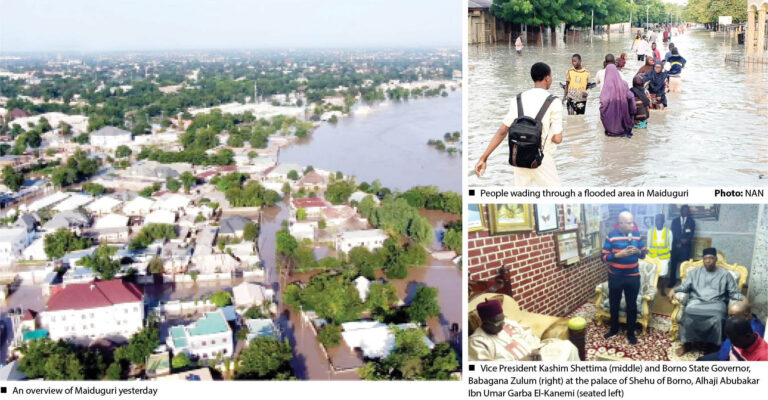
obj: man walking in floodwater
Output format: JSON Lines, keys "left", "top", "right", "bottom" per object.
{"left": 515, "top": 35, "right": 524, "bottom": 56}
{"left": 564, "top": 54, "right": 590, "bottom": 115}
{"left": 474, "top": 62, "right": 563, "bottom": 187}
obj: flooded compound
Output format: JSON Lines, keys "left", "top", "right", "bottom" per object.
{"left": 468, "top": 29, "right": 768, "bottom": 187}
{"left": 280, "top": 91, "right": 461, "bottom": 192}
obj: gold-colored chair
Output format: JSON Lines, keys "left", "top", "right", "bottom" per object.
{"left": 468, "top": 293, "right": 569, "bottom": 342}
{"left": 669, "top": 258, "right": 748, "bottom": 341}
{"left": 594, "top": 257, "right": 662, "bottom": 335}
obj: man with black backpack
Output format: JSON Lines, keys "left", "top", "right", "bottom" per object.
{"left": 474, "top": 62, "right": 563, "bottom": 187}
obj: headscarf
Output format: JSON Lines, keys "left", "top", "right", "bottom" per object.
{"left": 600, "top": 64, "right": 629, "bottom": 104}
{"left": 630, "top": 75, "right": 650, "bottom": 107}
{"left": 599, "top": 64, "right": 634, "bottom": 136}
{"left": 644, "top": 62, "right": 667, "bottom": 95}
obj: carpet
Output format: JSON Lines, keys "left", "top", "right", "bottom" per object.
{"left": 567, "top": 302, "right": 704, "bottom": 361}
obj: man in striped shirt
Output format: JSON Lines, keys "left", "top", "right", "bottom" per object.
{"left": 602, "top": 211, "right": 647, "bottom": 345}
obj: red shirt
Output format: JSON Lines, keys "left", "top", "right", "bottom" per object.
{"left": 730, "top": 333, "right": 768, "bottom": 361}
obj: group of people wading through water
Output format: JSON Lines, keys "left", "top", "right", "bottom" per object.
{"left": 474, "top": 25, "right": 687, "bottom": 187}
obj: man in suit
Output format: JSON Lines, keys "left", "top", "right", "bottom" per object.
{"left": 669, "top": 205, "right": 695, "bottom": 288}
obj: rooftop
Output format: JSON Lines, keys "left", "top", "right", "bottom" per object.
{"left": 292, "top": 197, "right": 329, "bottom": 209}
{"left": 91, "top": 126, "right": 131, "bottom": 137}
{"left": 45, "top": 280, "right": 143, "bottom": 312}
{"left": 188, "top": 310, "right": 229, "bottom": 337}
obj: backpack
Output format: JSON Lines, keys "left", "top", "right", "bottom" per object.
{"left": 507, "top": 94, "right": 556, "bottom": 169}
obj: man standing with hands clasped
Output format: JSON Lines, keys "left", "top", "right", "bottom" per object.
{"left": 669, "top": 205, "right": 695, "bottom": 288}
{"left": 601, "top": 211, "right": 646, "bottom": 345}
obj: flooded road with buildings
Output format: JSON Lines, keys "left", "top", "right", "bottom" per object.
{"left": 280, "top": 91, "right": 462, "bottom": 192}
{"left": 467, "top": 29, "right": 768, "bottom": 187}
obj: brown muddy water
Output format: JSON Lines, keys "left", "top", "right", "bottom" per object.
{"left": 468, "top": 29, "right": 768, "bottom": 187}
{"left": 279, "top": 92, "right": 461, "bottom": 192}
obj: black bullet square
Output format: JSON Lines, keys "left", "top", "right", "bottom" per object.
{"left": 469, "top": 189, "right": 475, "bottom": 196}
{"left": 469, "top": 365, "right": 475, "bottom": 371}
{"left": 1, "top": 387, "right": 7, "bottom": 393}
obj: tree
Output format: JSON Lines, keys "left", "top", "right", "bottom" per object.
{"left": 2, "top": 166, "right": 24, "bottom": 191}
{"left": 82, "top": 182, "right": 107, "bottom": 195}
{"left": 317, "top": 324, "right": 342, "bottom": 348}
{"left": 325, "top": 180, "right": 356, "bottom": 204}
{"left": 407, "top": 286, "right": 441, "bottom": 324}
{"left": 172, "top": 353, "right": 192, "bottom": 369}
{"left": 442, "top": 226, "right": 462, "bottom": 254}
{"left": 148, "top": 256, "right": 165, "bottom": 274}
{"left": 210, "top": 291, "right": 233, "bottom": 307}
{"left": 105, "top": 362, "right": 122, "bottom": 380}
{"left": 235, "top": 337, "right": 293, "bottom": 380}
{"left": 243, "top": 222, "right": 259, "bottom": 241}
{"left": 281, "top": 182, "right": 291, "bottom": 195}
{"left": 244, "top": 306, "right": 265, "bottom": 319}
{"left": 166, "top": 177, "right": 181, "bottom": 192}
{"left": 286, "top": 273, "right": 364, "bottom": 323}
{"left": 44, "top": 229, "right": 91, "bottom": 260}
{"left": 360, "top": 328, "right": 457, "bottom": 380}
{"left": 296, "top": 208, "right": 307, "bottom": 221}
{"left": 129, "top": 223, "right": 177, "bottom": 250}
{"left": 179, "top": 171, "right": 196, "bottom": 193}
{"left": 77, "top": 244, "right": 120, "bottom": 280}
{"left": 287, "top": 170, "right": 300, "bottom": 181}
{"left": 407, "top": 217, "right": 435, "bottom": 247}
{"left": 17, "top": 339, "right": 84, "bottom": 380}
{"left": 115, "top": 145, "right": 132, "bottom": 158}
{"left": 366, "top": 282, "right": 398, "bottom": 320}
{"left": 115, "top": 319, "right": 160, "bottom": 366}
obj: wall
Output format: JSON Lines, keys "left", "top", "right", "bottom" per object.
{"left": 748, "top": 204, "right": 768, "bottom": 323}
{"left": 468, "top": 204, "right": 607, "bottom": 317}
{"left": 693, "top": 204, "right": 759, "bottom": 270}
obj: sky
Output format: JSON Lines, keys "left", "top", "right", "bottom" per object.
{"left": 0, "top": 0, "right": 461, "bottom": 53}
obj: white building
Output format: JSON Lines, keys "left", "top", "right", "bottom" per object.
{"left": 123, "top": 196, "right": 155, "bottom": 216}
{"left": 93, "top": 213, "right": 129, "bottom": 230}
{"left": 39, "top": 280, "right": 144, "bottom": 342}
{"left": 336, "top": 229, "right": 388, "bottom": 253}
{"left": 0, "top": 228, "right": 32, "bottom": 266}
{"left": 86, "top": 196, "right": 123, "bottom": 216}
{"left": 144, "top": 210, "right": 176, "bottom": 225}
{"left": 289, "top": 221, "right": 317, "bottom": 242}
{"left": 166, "top": 309, "right": 233, "bottom": 360}
{"left": 340, "top": 322, "right": 433, "bottom": 359}
{"left": 89, "top": 126, "right": 132, "bottom": 148}
{"left": 232, "top": 282, "right": 272, "bottom": 308}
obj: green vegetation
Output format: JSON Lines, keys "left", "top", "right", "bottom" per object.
{"left": 44, "top": 229, "right": 92, "bottom": 259}
{"left": 166, "top": 177, "right": 181, "bottom": 192}
{"left": 128, "top": 223, "right": 177, "bottom": 250}
{"left": 172, "top": 353, "right": 192, "bottom": 369}
{"left": 366, "top": 282, "right": 399, "bottom": 321}
{"left": 115, "top": 145, "right": 132, "bottom": 158}
{"left": 2, "top": 166, "right": 25, "bottom": 191}
{"left": 139, "top": 183, "right": 161, "bottom": 197}
{"left": 235, "top": 336, "right": 294, "bottom": 380}
{"left": 684, "top": 0, "right": 746, "bottom": 23}
{"left": 209, "top": 290, "right": 233, "bottom": 307}
{"left": 50, "top": 149, "right": 101, "bottom": 187}
{"left": 223, "top": 179, "right": 280, "bottom": 207}
{"left": 211, "top": 172, "right": 249, "bottom": 192}
{"left": 283, "top": 273, "right": 363, "bottom": 324}
{"left": 407, "top": 286, "right": 441, "bottom": 324}
{"left": 360, "top": 329, "right": 458, "bottom": 381}
{"left": 137, "top": 147, "right": 234, "bottom": 166}
{"left": 243, "top": 221, "right": 259, "bottom": 241}
{"left": 325, "top": 180, "right": 356, "bottom": 204}
{"left": 317, "top": 324, "right": 342, "bottom": 348}
{"left": 17, "top": 339, "right": 103, "bottom": 380}
{"left": 442, "top": 221, "right": 462, "bottom": 254}
{"left": 400, "top": 186, "right": 461, "bottom": 215}
{"left": 77, "top": 244, "right": 120, "bottom": 280}
{"left": 82, "top": 182, "right": 107, "bottom": 195}
{"left": 180, "top": 171, "right": 196, "bottom": 193}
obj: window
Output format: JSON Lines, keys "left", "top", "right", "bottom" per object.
{"left": 90, "top": 313, "right": 94, "bottom": 318}
{"left": 223, "top": 349, "right": 227, "bottom": 354}
{"left": 202, "top": 341, "right": 207, "bottom": 346}
{"left": 211, "top": 340, "right": 216, "bottom": 345}
{"left": 82, "top": 314, "right": 86, "bottom": 320}
{"left": 223, "top": 338, "right": 227, "bottom": 343}
{"left": 202, "top": 353, "right": 208, "bottom": 359}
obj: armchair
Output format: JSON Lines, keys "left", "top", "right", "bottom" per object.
{"left": 594, "top": 257, "right": 662, "bottom": 335}
{"left": 669, "top": 258, "right": 748, "bottom": 341}
{"left": 468, "top": 293, "right": 569, "bottom": 342}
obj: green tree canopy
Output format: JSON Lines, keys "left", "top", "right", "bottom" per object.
{"left": 407, "top": 286, "right": 441, "bottom": 324}
{"left": 44, "top": 229, "right": 92, "bottom": 260}
{"left": 235, "top": 336, "right": 294, "bottom": 380}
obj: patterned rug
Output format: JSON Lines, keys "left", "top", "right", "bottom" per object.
{"left": 567, "top": 302, "right": 704, "bottom": 361}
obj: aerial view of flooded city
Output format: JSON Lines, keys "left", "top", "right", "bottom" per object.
{"left": 0, "top": 0, "right": 462, "bottom": 381}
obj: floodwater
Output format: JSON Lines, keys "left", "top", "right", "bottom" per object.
{"left": 468, "top": 29, "right": 768, "bottom": 187}
{"left": 279, "top": 91, "right": 462, "bottom": 192}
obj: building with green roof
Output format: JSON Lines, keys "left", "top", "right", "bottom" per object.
{"left": 165, "top": 309, "right": 233, "bottom": 361}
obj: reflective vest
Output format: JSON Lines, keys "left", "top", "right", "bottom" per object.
{"left": 647, "top": 227, "right": 671, "bottom": 259}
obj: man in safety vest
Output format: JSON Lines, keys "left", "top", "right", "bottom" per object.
{"left": 646, "top": 213, "right": 672, "bottom": 288}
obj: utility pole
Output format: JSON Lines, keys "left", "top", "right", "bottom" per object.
{"left": 629, "top": 0, "right": 633, "bottom": 30}
{"left": 646, "top": 5, "right": 649, "bottom": 30}
{"left": 591, "top": 9, "right": 594, "bottom": 42}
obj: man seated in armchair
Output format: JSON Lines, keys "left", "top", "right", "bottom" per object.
{"left": 468, "top": 299, "right": 579, "bottom": 361}
{"left": 697, "top": 300, "right": 766, "bottom": 361}
{"left": 667, "top": 247, "right": 744, "bottom": 356}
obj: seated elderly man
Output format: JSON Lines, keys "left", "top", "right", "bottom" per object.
{"left": 468, "top": 299, "right": 579, "bottom": 361}
{"left": 668, "top": 247, "right": 744, "bottom": 356}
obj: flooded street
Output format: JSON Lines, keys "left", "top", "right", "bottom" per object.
{"left": 280, "top": 91, "right": 462, "bottom": 192}
{"left": 468, "top": 29, "right": 768, "bottom": 187}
